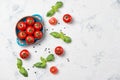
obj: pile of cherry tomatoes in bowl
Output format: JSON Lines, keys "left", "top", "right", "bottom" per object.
{"left": 16, "top": 16, "right": 43, "bottom": 45}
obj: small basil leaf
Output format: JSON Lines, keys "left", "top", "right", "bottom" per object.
{"left": 60, "top": 32, "right": 65, "bottom": 40}
{"left": 19, "top": 67, "right": 28, "bottom": 77}
{"left": 34, "top": 62, "right": 46, "bottom": 68}
{"left": 52, "top": 6, "right": 58, "bottom": 12}
{"left": 17, "top": 58, "right": 22, "bottom": 69}
{"left": 46, "top": 9, "right": 55, "bottom": 17}
{"left": 50, "top": 32, "right": 60, "bottom": 38}
{"left": 40, "top": 57, "right": 47, "bottom": 63}
{"left": 64, "top": 36, "right": 72, "bottom": 43}
{"left": 55, "top": 1, "right": 63, "bottom": 8}
{"left": 46, "top": 54, "right": 55, "bottom": 62}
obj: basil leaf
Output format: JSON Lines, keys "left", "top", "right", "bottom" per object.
{"left": 17, "top": 58, "right": 22, "bottom": 69}
{"left": 64, "top": 36, "right": 72, "bottom": 43}
{"left": 60, "top": 32, "right": 65, "bottom": 40}
{"left": 46, "top": 9, "right": 55, "bottom": 17}
{"left": 19, "top": 67, "right": 28, "bottom": 77}
{"left": 40, "top": 57, "right": 47, "bottom": 63}
{"left": 56, "top": 1, "right": 63, "bottom": 8}
{"left": 46, "top": 54, "right": 55, "bottom": 62}
{"left": 50, "top": 32, "right": 60, "bottom": 38}
{"left": 52, "top": 6, "right": 58, "bottom": 12}
{"left": 34, "top": 62, "right": 46, "bottom": 68}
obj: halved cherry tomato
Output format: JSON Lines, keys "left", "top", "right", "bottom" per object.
{"left": 34, "top": 31, "right": 43, "bottom": 39}
{"left": 25, "top": 35, "right": 34, "bottom": 44}
{"left": 55, "top": 46, "right": 64, "bottom": 56}
{"left": 63, "top": 14, "right": 72, "bottom": 23}
{"left": 34, "top": 22, "right": 43, "bottom": 31}
{"left": 49, "top": 17, "right": 57, "bottom": 25}
{"left": 26, "top": 17, "right": 35, "bottom": 26}
{"left": 50, "top": 66, "right": 58, "bottom": 74}
{"left": 18, "top": 31, "right": 27, "bottom": 39}
{"left": 26, "top": 26, "right": 35, "bottom": 35}
{"left": 20, "top": 49, "right": 30, "bottom": 59}
{"left": 17, "top": 21, "right": 26, "bottom": 31}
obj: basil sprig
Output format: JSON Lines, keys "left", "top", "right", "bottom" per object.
{"left": 34, "top": 54, "right": 55, "bottom": 68}
{"left": 17, "top": 58, "right": 28, "bottom": 77}
{"left": 50, "top": 32, "right": 72, "bottom": 43}
{"left": 46, "top": 1, "right": 63, "bottom": 17}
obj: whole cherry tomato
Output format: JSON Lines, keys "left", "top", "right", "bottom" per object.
{"left": 49, "top": 17, "right": 57, "bottom": 25}
{"left": 26, "top": 26, "right": 35, "bottom": 35}
{"left": 20, "top": 49, "right": 30, "bottom": 59}
{"left": 17, "top": 31, "right": 27, "bottom": 39}
{"left": 26, "top": 17, "right": 35, "bottom": 26}
{"left": 25, "top": 35, "right": 34, "bottom": 44}
{"left": 34, "top": 22, "right": 43, "bottom": 31}
{"left": 55, "top": 46, "right": 64, "bottom": 56}
{"left": 34, "top": 31, "right": 43, "bottom": 39}
{"left": 50, "top": 66, "right": 58, "bottom": 74}
{"left": 17, "top": 21, "right": 27, "bottom": 31}
{"left": 63, "top": 14, "right": 72, "bottom": 23}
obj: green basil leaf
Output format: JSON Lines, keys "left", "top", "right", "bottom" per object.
{"left": 46, "top": 9, "right": 55, "bottom": 17}
{"left": 40, "top": 57, "right": 47, "bottom": 63}
{"left": 50, "top": 32, "right": 60, "bottom": 38}
{"left": 46, "top": 54, "right": 55, "bottom": 62}
{"left": 64, "top": 36, "right": 72, "bottom": 43}
{"left": 17, "top": 58, "right": 22, "bottom": 69}
{"left": 34, "top": 62, "right": 46, "bottom": 68}
{"left": 52, "top": 6, "right": 58, "bottom": 12}
{"left": 55, "top": 1, "right": 63, "bottom": 8}
{"left": 60, "top": 32, "right": 65, "bottom": 40}
{"left": 19, "top": 67, "right": 28, "bottom": 77}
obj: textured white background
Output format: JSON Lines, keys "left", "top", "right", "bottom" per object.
{"left": 0, "top": 0, "right": 120, "bottom": 80}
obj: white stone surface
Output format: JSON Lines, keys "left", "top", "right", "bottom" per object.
{"left": 0, "top": 0, "right": 120, "bottom": 80}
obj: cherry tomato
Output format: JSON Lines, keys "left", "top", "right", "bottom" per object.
{"left": 26, "top": 26, "right": 35, "bottom": 35}
{"left": 20, "top": 49, "right": 30, "bottom": 59}
{"left": 50, "top": 66, "right": 58, "bottom": 74}
{"left": 34, "top": 22, "right": 43, "bottom": 30}
{"left": 17, "top": 31, "right": 27, "bottom": 39}
{"left": 26, "top": 17, "right": 35, "bottom": 26}
{"left": 63, "top": 14, "right": 72, "bottom": 23}
{"left": 34, "top": 31, "right": 43, "bottom": 39}
{"left": 55, "top": 46, "right": 64, "bottom": 56}
{"left": 25, "top": 35, "right": 34, "bottom": 44}
{"left": 49, "top": 17, "right": 57, "bottom": 25}
{"left": 17, "top": 21, "right": 26, "bottom": 31}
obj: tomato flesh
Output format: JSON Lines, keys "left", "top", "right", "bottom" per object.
{"left": 34, "top": 22, "right": 43, "bottom": 30}
{"left": 63, "top": 14, "right": 72, "bottom": 23}
{"left": 18, "top": 31, "right": 27, "bottom": 39}
{"left": 50, "top": 66, "right": 58, "bottom": 74}
{"left": 49, "top": 17, "right": 57, "bottom": 25}
{"left": 17, "top": 21, "right": 27, "bottom": 31}
{"left": 20, "top": 49, "right": 30, "bottom": 59}
{"left": 55, "top": 46, "right": 64, "bottom": 55}
{"left": 25, "top": 35, "right": 34, "bottom": 44}
{"left": 34, "top": 31, "right": 43, "bottom": 39}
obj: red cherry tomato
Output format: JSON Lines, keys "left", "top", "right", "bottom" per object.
{"left": 17, "top": 21, "right": 26, "bottom": 31}
{"left": 49, "top": 17, "right": 57, "bottom": 25}
{"left": 26, "top": 17, "right": 35, "bottom": 26}
{"left": 20, "top": 49, "right": 30, "bottom": 59}
{"left": 34, "top": 22, "right": 43, "bottom": 30}
{"left": 34, "top": 31, "right": 43, "bottom": 39}
{"left": 25, "top": 35, "right": 34, "bottom": 44}
{"left": 55, "top": 46, "right": 64, "bottom": 56}
{"left": 50, "top": 66, "right": 58, "bottom": 74}
{"left": 26, "top": 26, "right": 35, "bottom": 35}
{"left": 63, "top": 14, "right": 72, "bottom": 23}
{"left": 17, "top": 31, "right": 27, "bottom": 39}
